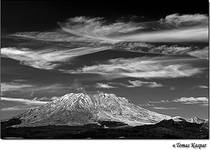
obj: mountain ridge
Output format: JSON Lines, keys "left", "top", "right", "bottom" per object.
{"left": 15, "top": 92, "right": 172, "bottom": 127}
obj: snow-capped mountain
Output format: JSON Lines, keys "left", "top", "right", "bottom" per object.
{"left": 189, "top": 116, "right": 208, "bottom": 124}
{"left": 16, "top": 92, "right": 171, "bottom": 127}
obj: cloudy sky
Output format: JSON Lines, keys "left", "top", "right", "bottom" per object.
{"left": 1, "top": 0, "right": 209, "bottom": 120}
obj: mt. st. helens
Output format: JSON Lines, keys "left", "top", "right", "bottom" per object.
{"left": 2, "top": 92, "right": 209, "bottom": 139}
{"left": 14, "top": 92, "right": 171, "bottom": 127}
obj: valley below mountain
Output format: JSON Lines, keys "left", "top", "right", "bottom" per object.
{"left": 1, "top": 118, "right": 208, "bottom": 139}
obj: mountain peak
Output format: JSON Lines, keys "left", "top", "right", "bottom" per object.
{"left": 190, "top": 116, "right": 207, "bottom": 124}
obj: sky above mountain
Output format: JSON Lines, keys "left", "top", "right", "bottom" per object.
{"left": 1, "top": 0, "right": 209, "bottom": 120}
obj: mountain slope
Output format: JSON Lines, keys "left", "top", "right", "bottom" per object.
{"left": 16, "top": 92, "right": 171, "bottom": 126}
{"left": 190, "top": 116, "right": 208, "bottom": 124}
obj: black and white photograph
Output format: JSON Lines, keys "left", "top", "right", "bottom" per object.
{"left": 1, "top": 0, "right": 209, "bottom": 141}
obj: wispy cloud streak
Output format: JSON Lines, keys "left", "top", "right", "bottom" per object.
{"left": 1, "top": 97, "right": 48, "bottom": 104}
{"left": 127, "top": 80, "right": 163, "bottom": 88}
{"left": 96, "top": 83, "right": 116, "bottom": 89}
{"left": 1, "top": 46, "right": 110, "bottom": 69}
{"left": 96, "top": 80, "right": 163, "bottom": 89}
{"left": 11, "top": 14, "right": 208, "bottom": 43}
{"left": 197, "top": 85, "right": 208, "bottom": 89}
{"left": 147, "top": 97, "right": 208, "bottom": 106}
{"left": 173, "top": 97, "right": 208, "bottom": 105}
{"left": 117, "top": 27, "right": 208, "bottom": 42}
{"left": 152, "top": 106, "right": 177, "bottom": 110}
{"left": 1, "top": 81, "right": 74, "bottom": 96}
{"left": 69, "top": 57, "right": 203, "bottom": 79}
